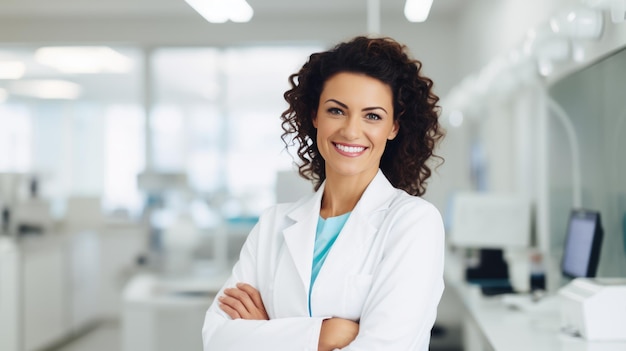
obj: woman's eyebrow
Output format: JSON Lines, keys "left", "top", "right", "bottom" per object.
{"left": 325, "top": 99, "right": 348, "bottom": 109}
{"left": 363, "top": 106, "right": 388, "bottom": 114}
{"left": 325, "top": 99, "right": 388, "bottom": 114}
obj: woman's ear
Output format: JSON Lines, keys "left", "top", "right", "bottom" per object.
{"left": 312, "top": 111, "right": 318, "bottom": 128}
{"left": 388, "top": 121, "right": 399, "bottom": 140}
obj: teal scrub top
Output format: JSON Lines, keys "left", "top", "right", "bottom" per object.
{"left": 309, "top": 212, "right": 351, "bottom": 316}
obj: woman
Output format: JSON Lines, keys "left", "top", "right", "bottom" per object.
{"left": 202, "top": 36, "right": 445, "bottom": 351}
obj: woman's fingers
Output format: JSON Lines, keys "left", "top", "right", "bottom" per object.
{"left": 236, "top": 283, "right": 265, "bottom": 311}
{"left": 218, "top": 283, "right": 269, "bottom": 320}
{"left": 221, "top": 288, "right": 254, "bottom": 317}
{"left": 218, "top": 301, "right": 242, "bottom": 320}
{"left": 235, "top": 283, "right": 269, "bottom": 320}
{"left": 218, "top": 294, "right": 246, "bottom": 318}
{"left": 224, "top": 288, "right": 255, "bottom": 313}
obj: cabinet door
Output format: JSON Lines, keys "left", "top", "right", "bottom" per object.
{"left": 0, "top": 245, "right": 20, "bottom": 351}
{"left": 22, "top": 240, "right": 68, "bottom": 351}
{"left": 69, "top": 230, "right": 100, "bottom": 331}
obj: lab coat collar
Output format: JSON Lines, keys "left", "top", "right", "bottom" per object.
{"left": 282, "top": 169, "right": 397, "bottom": 291}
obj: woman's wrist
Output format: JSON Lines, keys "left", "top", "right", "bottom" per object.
{"left": 318, "top": 318, "right": 359, "bottom": 351}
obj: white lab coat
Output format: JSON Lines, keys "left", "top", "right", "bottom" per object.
{"left": 202, "top": 170, "right": 445, "bottom": 350}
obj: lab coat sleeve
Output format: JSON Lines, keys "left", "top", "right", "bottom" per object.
{"left": 202, "top": 212, "right": 325, "bottom": 351}
{"left": 342, "top": 200, "right": 445, "bottom": 351}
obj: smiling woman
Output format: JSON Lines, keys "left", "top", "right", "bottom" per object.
{"left": 202, "top": 36, "right": 446, "bottom": 351}
{"left": 313, "top": 72, "right": 399, "bottom": 215}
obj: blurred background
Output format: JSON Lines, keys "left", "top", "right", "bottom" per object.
{"left": 1, "top": 1, "right": 625, "bottom": 350}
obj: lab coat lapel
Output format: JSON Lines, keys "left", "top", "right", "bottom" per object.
{"left": 280, "top": 170, "right": 396, "bottom": 291}
{"left": 281, "top": 184, "right": 324, "bottom": 292}
{"left": 320, "top": 171, "right": 397, "bottom": 272}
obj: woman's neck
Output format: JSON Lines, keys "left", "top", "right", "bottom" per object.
{"left": 320, "top": 171, "right": 376, "bottom": 219}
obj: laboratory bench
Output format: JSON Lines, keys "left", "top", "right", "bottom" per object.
{"left": 448, "top": 279, "right": 626, "bottom": 351}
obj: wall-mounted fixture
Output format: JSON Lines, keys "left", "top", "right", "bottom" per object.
{"left": 583, "top": 0, "right": 626, "bottom": 23}
{"left": 443, "top": 0, "right": 622, "bottom": 125}
{"left": 524, "top": 25, "right": 572, "bottom": 76}
{"left": 184, "top": 0, "right": 253, "bottom": 23}
{"left": 404, "top": 0, "right": 434, "bottom": 23}
{"left": 549, "top": 4, "right": 604, "bottom": 62}
{"left": 550, "top": 5, "right": 604, "bottom": 40}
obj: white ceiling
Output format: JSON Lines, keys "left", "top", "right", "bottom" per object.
{"left": 0, "top": 0, "right": 469, "bottom": 103}
{"left": 0, "top": 0, "right": 466, "bottom": 19}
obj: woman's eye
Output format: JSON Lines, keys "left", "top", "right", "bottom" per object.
{"left": 328, "top": 107, "right": 343, "bottom": 115}
{"left": 365, "top": 113, "right": 381, "bottom": 120}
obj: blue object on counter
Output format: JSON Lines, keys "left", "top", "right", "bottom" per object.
{"left": 226, "top": 216, "right": 260, "bottom": 225}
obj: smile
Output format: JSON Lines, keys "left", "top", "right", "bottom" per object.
{"left": 333, "top": 142, "right": 367, "bottom": 155}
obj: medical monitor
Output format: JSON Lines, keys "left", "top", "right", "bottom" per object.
{"left": 561, "top": 209, "right": 603, "bottom": 278}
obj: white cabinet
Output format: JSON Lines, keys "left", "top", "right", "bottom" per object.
{"left": 22, "top": 236, "right": 68, "bottom": 351}
{"left": 0, "top": 239, "right": 20, "bottom": 351}
{"left": 68, "top": 230, "right": 100, "bottom": 332}
{"left": 98, "top": 222, "right": 148, "bottom": 319}
{"left": 1, "top": 230, "right": 107, "bottom": 351}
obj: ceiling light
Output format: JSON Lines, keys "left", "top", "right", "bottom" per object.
{"left": 35, "top": 46, "right": 132, "bottom": 74}
{"left": 0, "top": 61, "right": 26, "bottom": 79}
{"left": 404, "top": 0, "right": 434, "bottom": 22}
{"left": 9, "top": 80, "right": 82, "bottom": 100}
{"left": 185, "top": 0, "right": 253, "bottom": 23}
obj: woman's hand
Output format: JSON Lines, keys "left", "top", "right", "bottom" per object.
{"left": 318, "top": 318, "right": 359, "bottom": 351}
{"left": 218, "top": 283, "right": 269, "bottom": 320}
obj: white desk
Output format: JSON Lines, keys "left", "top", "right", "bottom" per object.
{"left": 449, "top": 280, "right": 626, "bottom": 351}
{"left": 122, "top": 272, "right": 229, "bottom": 351}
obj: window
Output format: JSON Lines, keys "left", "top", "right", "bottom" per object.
{"left": 152, "top": 45, "right": 322, "bottom": 216}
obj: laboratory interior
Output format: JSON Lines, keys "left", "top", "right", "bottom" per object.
{"left": 1, "top": 0, "right": 626, "bottom": 350}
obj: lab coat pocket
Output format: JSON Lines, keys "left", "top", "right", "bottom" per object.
{"left": 343, "top": 274, "right": 373, "bottom": 321}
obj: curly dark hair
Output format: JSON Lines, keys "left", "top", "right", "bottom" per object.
{"left": 280, "top": 36, "right": 444, "bottom": 196}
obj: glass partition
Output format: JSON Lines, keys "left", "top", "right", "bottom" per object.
{"left": 0, "top": 46, "right": 144, "bottom": 218}
{"left": 548, "top": 47, "right": 626, "bottom": 278}
{"left": 151, "top": 46, "right": 321, "bottom": 217}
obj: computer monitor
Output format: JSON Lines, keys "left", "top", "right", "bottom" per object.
{"left": 561, "top": 209, "right": 603, "bottom": 278}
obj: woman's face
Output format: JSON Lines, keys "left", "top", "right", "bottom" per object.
{"left": 313, "top": 72, "right": 399, "bottom": 183}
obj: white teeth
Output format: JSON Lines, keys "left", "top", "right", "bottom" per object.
{"left": 335, "top": 144, "right": 365, "bottom": 153}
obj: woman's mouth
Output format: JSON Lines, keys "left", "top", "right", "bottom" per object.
{"left": 333, "top": 142, "right": 367, "bottom": 156}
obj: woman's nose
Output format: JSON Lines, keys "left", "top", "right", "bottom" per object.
{"left": 340, "top": 115, "right": 361, "bottom": 139}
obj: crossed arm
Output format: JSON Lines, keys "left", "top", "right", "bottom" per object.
{"left": 218, "top": 283, "right": 359, "bottom": 351}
